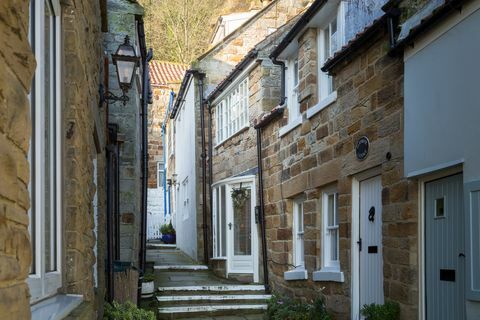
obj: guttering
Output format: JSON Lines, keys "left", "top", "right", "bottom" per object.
{"left": 138, "top": 46, "right": 153, "bottom": 303}
{"left": 170, "top": 70, "right": 195, "bottom": 119}
{"left": 206, "top": 49, "right": 258, "bottom": 103}
{"left": 389, "top": 0, "right": 467, "bottom": 55}
{"left": 269, "top": 0, "right": 328, "bottom": 59}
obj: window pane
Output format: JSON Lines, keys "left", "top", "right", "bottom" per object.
{"left": 330, "top": 228, "right": 338, "bottom": 261}
{"left": 435, "top": 197, "right": 445, "bottom": 218}
{"left": 323, "top": 30, "right": 330, "bottom": 61}
{"left": 220, "top": 186, "right": 226, "bottom": 257}
{"left": 233, "top": 188, "right": 251, "bottom": 255}
{"left": 328, "top": 194, "right": 335, "bottom": 227}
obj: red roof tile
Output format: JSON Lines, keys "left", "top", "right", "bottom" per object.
{"left": 150, "top": 61, "right": 188, "bottom": 86}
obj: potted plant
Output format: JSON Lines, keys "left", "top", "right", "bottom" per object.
{"left": 160, "top": 222, "right": 176, "bottom": 244}
{"left": 141, "top": 273, "right": 155, "bottom": 299}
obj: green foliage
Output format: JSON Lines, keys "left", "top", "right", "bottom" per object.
{"left": 160, "top": 222, "right": 175, "bottom": 235}
{"left": 143, "top": 272, "right": 155, "bottom": 282}
{"left": 231, "top": 187, "right": 250, "bottom": 210}
{"left": 266, "top": 294, "right": 332, "bottom": 320}
{"left": 103, "top": 301, "right": 155, "bottom": 320}
{"left": 360, "top": 301, "right": 401, "bottom": 320}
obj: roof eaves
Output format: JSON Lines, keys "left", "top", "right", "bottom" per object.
{"left": 196, "top": 0, "right": 280, "bottom": 62}
{"left": 390, "top": 0, "right": 467, "bottom": 55}
{"left": 206, "top": 49, "right": 259, "bottom": 103}
{"left": 269, "top": 0, "right": 327, "bottom": 59}
{"left": 170, "top": 70, "right": 196, "bottom": 119}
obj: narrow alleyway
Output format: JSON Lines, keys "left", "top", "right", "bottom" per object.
{"left": 144, "top": 242, "right": 270, "bottom": 319}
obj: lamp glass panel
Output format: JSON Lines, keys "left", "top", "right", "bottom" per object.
{"left": 116, "top": 60, "right": 135, "bottom": 85}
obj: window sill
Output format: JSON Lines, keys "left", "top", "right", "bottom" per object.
{"left": 278, "top": 116, "right": 303, "bottom": 138}
{"left": 284, "top": 268, "right": 308, "bottom": 281}
{"left": 306, "top": 91, "right": 337, "bottom": 119}
{"left": 31, "top": 294, "right": 83, "bottom": 320}
{"left": 215, "top": 125, "right": 249, "bottom": 148}
{"left": 313, "top": 269, "right": 344, "bottom": 282}
{"left": 210, "top": 256, "right": 227, "bottom": 261}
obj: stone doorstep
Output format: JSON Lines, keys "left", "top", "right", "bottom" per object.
{"left": 157, "top": 304, "right": 268, "bottom": 314}
{"left": 154, "top": 265, "right": 209, "bottom": 271}
{"left": 156, "top": 294, "right": 272, "bottom": 303}
{"left": 157, "top": 285, "right": 266, "bottom": 292}
{"left": 146, "top": 243, "right": 177, "bottom": 249}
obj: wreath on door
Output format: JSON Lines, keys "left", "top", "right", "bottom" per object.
{"left": 231, "top": 183, "right": 249, "bottom": 210}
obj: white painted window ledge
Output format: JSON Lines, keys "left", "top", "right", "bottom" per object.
{"left": 306, "top": 91, "right": 337, "bottom": 119}
{"left": 31, "top": 294, "right": 83, "bottom": 320}
{"left": 313, "top": 269, "right": 344, "bottom": 282}
{"left": 210, "top": 256, "right": 227, "bottom": 261}
{"left": 278, "top": 116, "right": 303, "bottom": 137}
{"left": 284, "top": 268, "right": 308, "bottom": 281}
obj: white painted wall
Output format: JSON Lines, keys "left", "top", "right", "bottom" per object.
{"left": 173, "top": 79, "right": 198, "bottom": 260}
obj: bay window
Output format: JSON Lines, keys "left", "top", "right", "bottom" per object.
{"left": 215, "top": 77, "right": 249, "bottom": 144}
{"left": 29, "top": 0, "right": 63, "bottom": 302}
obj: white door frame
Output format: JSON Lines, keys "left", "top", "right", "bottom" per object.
{"left": 351, "top": 167, "right": 382, "bottom": 320}
{"left": 214, "top": 175, "right": 259, "bottom": 283}
{"left": 417, "top": 165, "right": 463, "bottom": 320}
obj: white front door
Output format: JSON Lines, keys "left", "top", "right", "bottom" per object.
{"left": 226, "top": 181, "right": 258, "bottom": 281}
{"left": 359, "top": 176, "right": 384, "bottom": 314}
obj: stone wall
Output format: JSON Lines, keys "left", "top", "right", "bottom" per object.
{"left": 261, "top": 30, "right": 418, "bottom": 319}
{"left": 0, "top": 0, "right": 35, "bottom": 318}
{"left": 62, "top": 1, "right": 105, "bottom": 318}
{"left": 105, "top": 0, "right": 144, "bottom": 266}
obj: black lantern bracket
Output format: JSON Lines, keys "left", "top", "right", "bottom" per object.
{"left": 99, "top": 84, "right": 130, "bottom": 106}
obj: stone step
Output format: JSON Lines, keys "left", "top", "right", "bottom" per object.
{"left": 154, "top": 265, "right": 208, "bottom": 271}
{"left": 156, "top": 293, "right": 272, "bottom": 305}
{"left": 157, "top": 284, "right": 266, "bottom": 296}
{"left": 157, "top": 304, "right": 268, "bottom": 319}
{"left": 146, "top": 243, "right": 177, "bottom": 250}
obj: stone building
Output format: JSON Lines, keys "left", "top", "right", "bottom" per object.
{"left": 0, "top": 0, "right": 150, "bottom": 318}
{"left": 147, "top": 61, "right": 186, "bottom": 239}
{"left": 172, "top": 0, "right": 310, "bottom": 264}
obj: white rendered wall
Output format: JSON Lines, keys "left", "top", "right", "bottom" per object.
{"left": 173, "top": 79, "right": 198, "bottom": 260}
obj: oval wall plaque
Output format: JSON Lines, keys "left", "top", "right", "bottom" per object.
{"left": 356, "top": 136, "right": 369, "bottom": 160}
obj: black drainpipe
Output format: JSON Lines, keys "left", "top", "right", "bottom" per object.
{"left": 197, "top": 72, "right": 209, "bottom": 264}
{"left": 255, "top": 58, "right": 286, "bottom": 293}
{"left": 207, "top": 100, "right": 214, "bottom": 257}
{"left": 138, "top": 48, "right": 153, "bottom": 302}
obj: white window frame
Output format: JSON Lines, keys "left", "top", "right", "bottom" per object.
{"left": 157, "top": 162, "right": 165, "bottom": 189}
{"left": 215, "top": 77, "right": 249, "bottom": 145}
{"left": 293, "top": 199, "right": 305, "bottom": 268}
{"left": 284, "top": 197, "right": 308, "bottom": 280}
{"left": 28, "top": 0, "right": 63, "bottom": 303}
{"left": 308, "top": 2, "right": 345, "bottom": 119}
{"left": 212, "top": 185, "right": 227, "bottom": 259}
{"left": 313, "top": 186, "right": 344, "bottom": 282}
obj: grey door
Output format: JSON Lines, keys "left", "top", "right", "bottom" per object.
{"left": 359, "top": 176, "right": 384, "bottom": 309}
{"left": 425, "top": 174, "right": 465, "bottom": 320}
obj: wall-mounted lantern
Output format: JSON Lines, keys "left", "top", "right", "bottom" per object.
{"left": 102, "top": 35, "right": 140, "bottom": 105}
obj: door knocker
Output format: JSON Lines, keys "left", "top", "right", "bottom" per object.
{"left": 368, "top": 206, "right": 375, "bottom": 222}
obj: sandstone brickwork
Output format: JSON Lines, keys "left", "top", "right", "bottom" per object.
{"left": 62, "top": 1, "right": 106, "bottom": 318}
{"left": 0, "top": 1, "right": 35, "bottom": 318}
{"left": 260, "top": 29, "right": 418, "bottom": 319}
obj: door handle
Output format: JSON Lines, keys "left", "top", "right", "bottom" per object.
{"left": 228, "top": 222, "right": 232, "bottom": 230}
{"left": 357, "top": 238, "right": 362, "bottom": 251}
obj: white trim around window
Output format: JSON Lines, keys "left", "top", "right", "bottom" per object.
{"left": 317, "top": 2, "right": 344, "bottom": 105}
{"left": 28, "top": 0, "right": 63, "bottom": 303}
{"left": 157, "top": 162, "right": 165, "bottom": 189}
{"left": 279, "top": 56, "right": 302, "bottom": 138}
{"left": 284, "top": 198, "right": 307, "bottom": 281}
{"left": 215, "top": 77, "right": 249, "bottom": 145}
{"left": 313, "top": 186, "right": 344, "bottom": 282}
